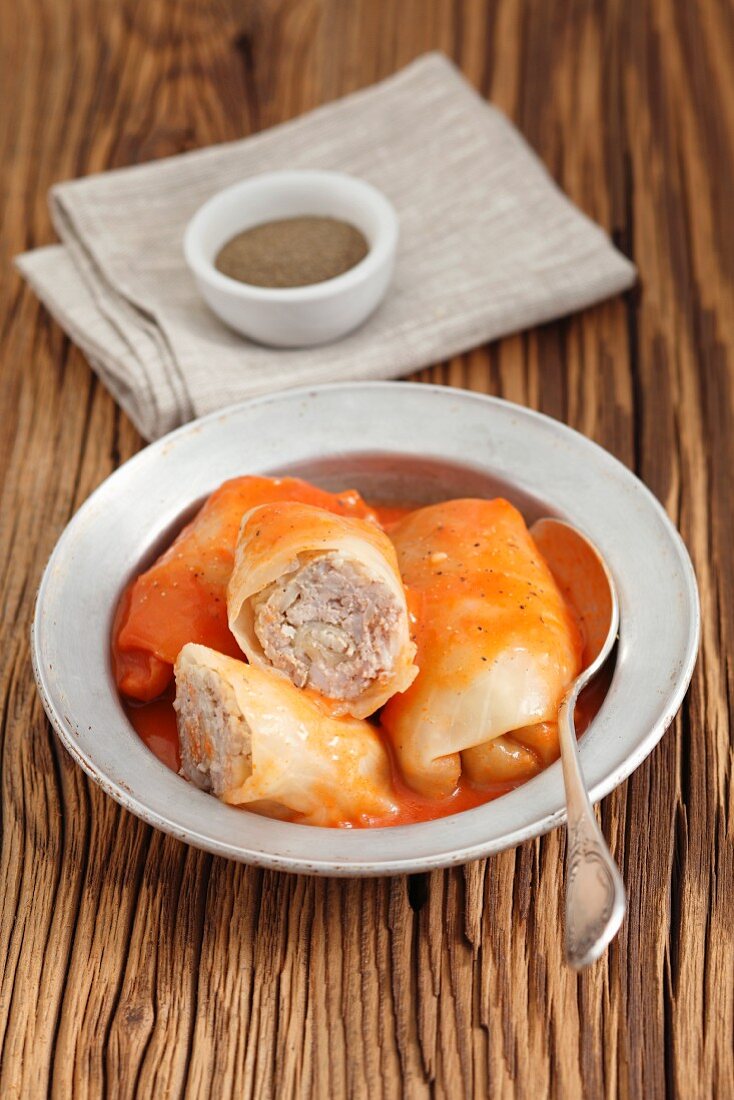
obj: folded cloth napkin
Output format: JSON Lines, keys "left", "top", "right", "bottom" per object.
{"left": 16, "top": 53, "right": 635, "bottom": 441}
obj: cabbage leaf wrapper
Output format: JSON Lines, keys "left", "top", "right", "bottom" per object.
{"left": 381, "top": 499, "right": 583, "bottom": 798}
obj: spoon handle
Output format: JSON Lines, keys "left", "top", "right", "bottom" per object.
{"left": 558, "top": 690, "right": 626, "bottom": 969}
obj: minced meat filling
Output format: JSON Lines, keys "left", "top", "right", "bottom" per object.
{"left": 252, "top": 554, "right": 401, "bottom": 700}
{"left": 175, "top": 663, "right": 252, "bottom": 795}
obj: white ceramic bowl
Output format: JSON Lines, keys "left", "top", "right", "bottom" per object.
{"left": 183, "top": 170, "right": 398, "bottom": 347}
{"left": 32, "top": 383, "right": 700, "bottom": 876}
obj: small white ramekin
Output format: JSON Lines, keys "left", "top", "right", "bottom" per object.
{"left": 183, "top": 170, "right": 398, "bottom": 348}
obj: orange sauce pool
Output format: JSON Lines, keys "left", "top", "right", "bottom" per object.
{"left": 125, "top": 688, "right": 180, "bottom": 772}
{"left": 372, "top": 503, "right": 415, "bottom": 529}
{"left": 118, "top": 495, "right": 613, "bottom": 828}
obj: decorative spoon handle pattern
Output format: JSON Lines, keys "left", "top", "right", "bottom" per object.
{"left": 559, "top": 692, "right": 626, "bottom": 969}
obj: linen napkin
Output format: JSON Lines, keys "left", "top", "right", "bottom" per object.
{"left": 16, "top": 53, "right": 635, "bottom": 441}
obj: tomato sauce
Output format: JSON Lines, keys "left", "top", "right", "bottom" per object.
{"left": 115, "top": 494, "right": 613, "bottom": 828}
{"left": 371, "top": 503, "right": 415, "bottom": 530}
{"left": 124, "top": 688, "right": 180, "bottom": 772}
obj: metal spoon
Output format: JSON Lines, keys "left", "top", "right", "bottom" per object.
{"left": 530, "top": 518, "right": 626, "bottom": 969}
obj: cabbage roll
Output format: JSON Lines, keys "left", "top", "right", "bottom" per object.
{"left": 461, "top": 722, "right": 558, "bottom": 785}
{"left": 114, "top": 476, "right": 375, "bottom": 701}
{"left": 174, "top": 643, "right": 397, "bottom": 826}
{"left": 381, "top": 499, "right": 582, "bottom": 797}
{"left": 227, "top": 502, "right": 418, "bottom": 719}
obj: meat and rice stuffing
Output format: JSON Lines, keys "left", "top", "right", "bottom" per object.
{"left": 227, "top": 500, "right": 418, "bottom": 718}
{"left": 174, "top": 648, "right": 252, "bottom": 795}
{"left": 251, "top": 553, "right": 403, "bottom": 700}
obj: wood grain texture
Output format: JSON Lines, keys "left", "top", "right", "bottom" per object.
{"left": 1, "top": 0, "right": 732, "bottom": 1096}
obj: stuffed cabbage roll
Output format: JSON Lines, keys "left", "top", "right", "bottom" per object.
{"left": 227, "top": 502, "right": 418, "bottom": 719}
{"left": 114, "top": 476, "right": 375, "bottom": 701}
{"left": 461, "top": 722, "right": 560, "bottom": 785}
{"left": 174, "top": 643, "right": 397, "bottom": 826}
{"left": 381, "top": 499, "right": 583, "bottom": 797}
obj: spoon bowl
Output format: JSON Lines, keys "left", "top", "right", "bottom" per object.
{"left": 531, "top": 517, "right": 626, "bottom": 969}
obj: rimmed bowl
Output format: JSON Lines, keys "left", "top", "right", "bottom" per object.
{"left": 32, "top": 383, "right": 700, "bottom": 875}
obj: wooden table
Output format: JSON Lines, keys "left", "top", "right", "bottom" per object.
{"left": 1, "top": 2, "right": 732, "bottom": 1096}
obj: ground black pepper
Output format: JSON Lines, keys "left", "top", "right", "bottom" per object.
{"left": 215, "top": 216, "right": 369, "bottom": 288}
